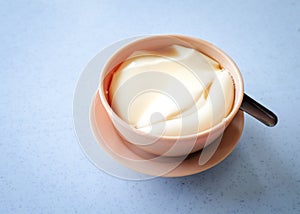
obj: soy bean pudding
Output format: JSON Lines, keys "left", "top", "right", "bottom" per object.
{"left": 108, "top": 45, "right": 235, "bottom": 137}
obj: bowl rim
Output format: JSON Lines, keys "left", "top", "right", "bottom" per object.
{"left": 98, "top": 34, "right": 244, "bottom": 140}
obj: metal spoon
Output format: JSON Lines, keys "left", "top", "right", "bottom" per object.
{"left": 240, "top": 93, "right": 278, "bottom": 127}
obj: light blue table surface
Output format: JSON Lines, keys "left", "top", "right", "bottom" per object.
{"left": 1, "top": 0, "right": 299, "bottom": 213}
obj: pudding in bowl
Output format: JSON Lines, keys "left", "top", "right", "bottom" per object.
{"left": 109, "top": 45, "right": 235, "bottom": 136}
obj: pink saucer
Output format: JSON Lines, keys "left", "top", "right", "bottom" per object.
{"left": 91, "top": 94, "right": 244, "bottom": 177}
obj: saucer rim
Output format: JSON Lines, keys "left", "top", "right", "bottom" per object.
{"left": 91, "top": 94, "right": 244, "bottom": 178}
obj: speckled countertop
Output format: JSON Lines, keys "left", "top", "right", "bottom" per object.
{"left": 1, "top": 0, "right": 299, "bottom": 213}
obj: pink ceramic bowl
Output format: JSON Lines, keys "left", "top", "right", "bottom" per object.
{"left": 98, "top": 35, "right": 244, "bottom": 157}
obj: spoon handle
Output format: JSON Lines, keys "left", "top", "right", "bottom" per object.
{"left": 240, "top": 93, "right": 278, "bottom": 127}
